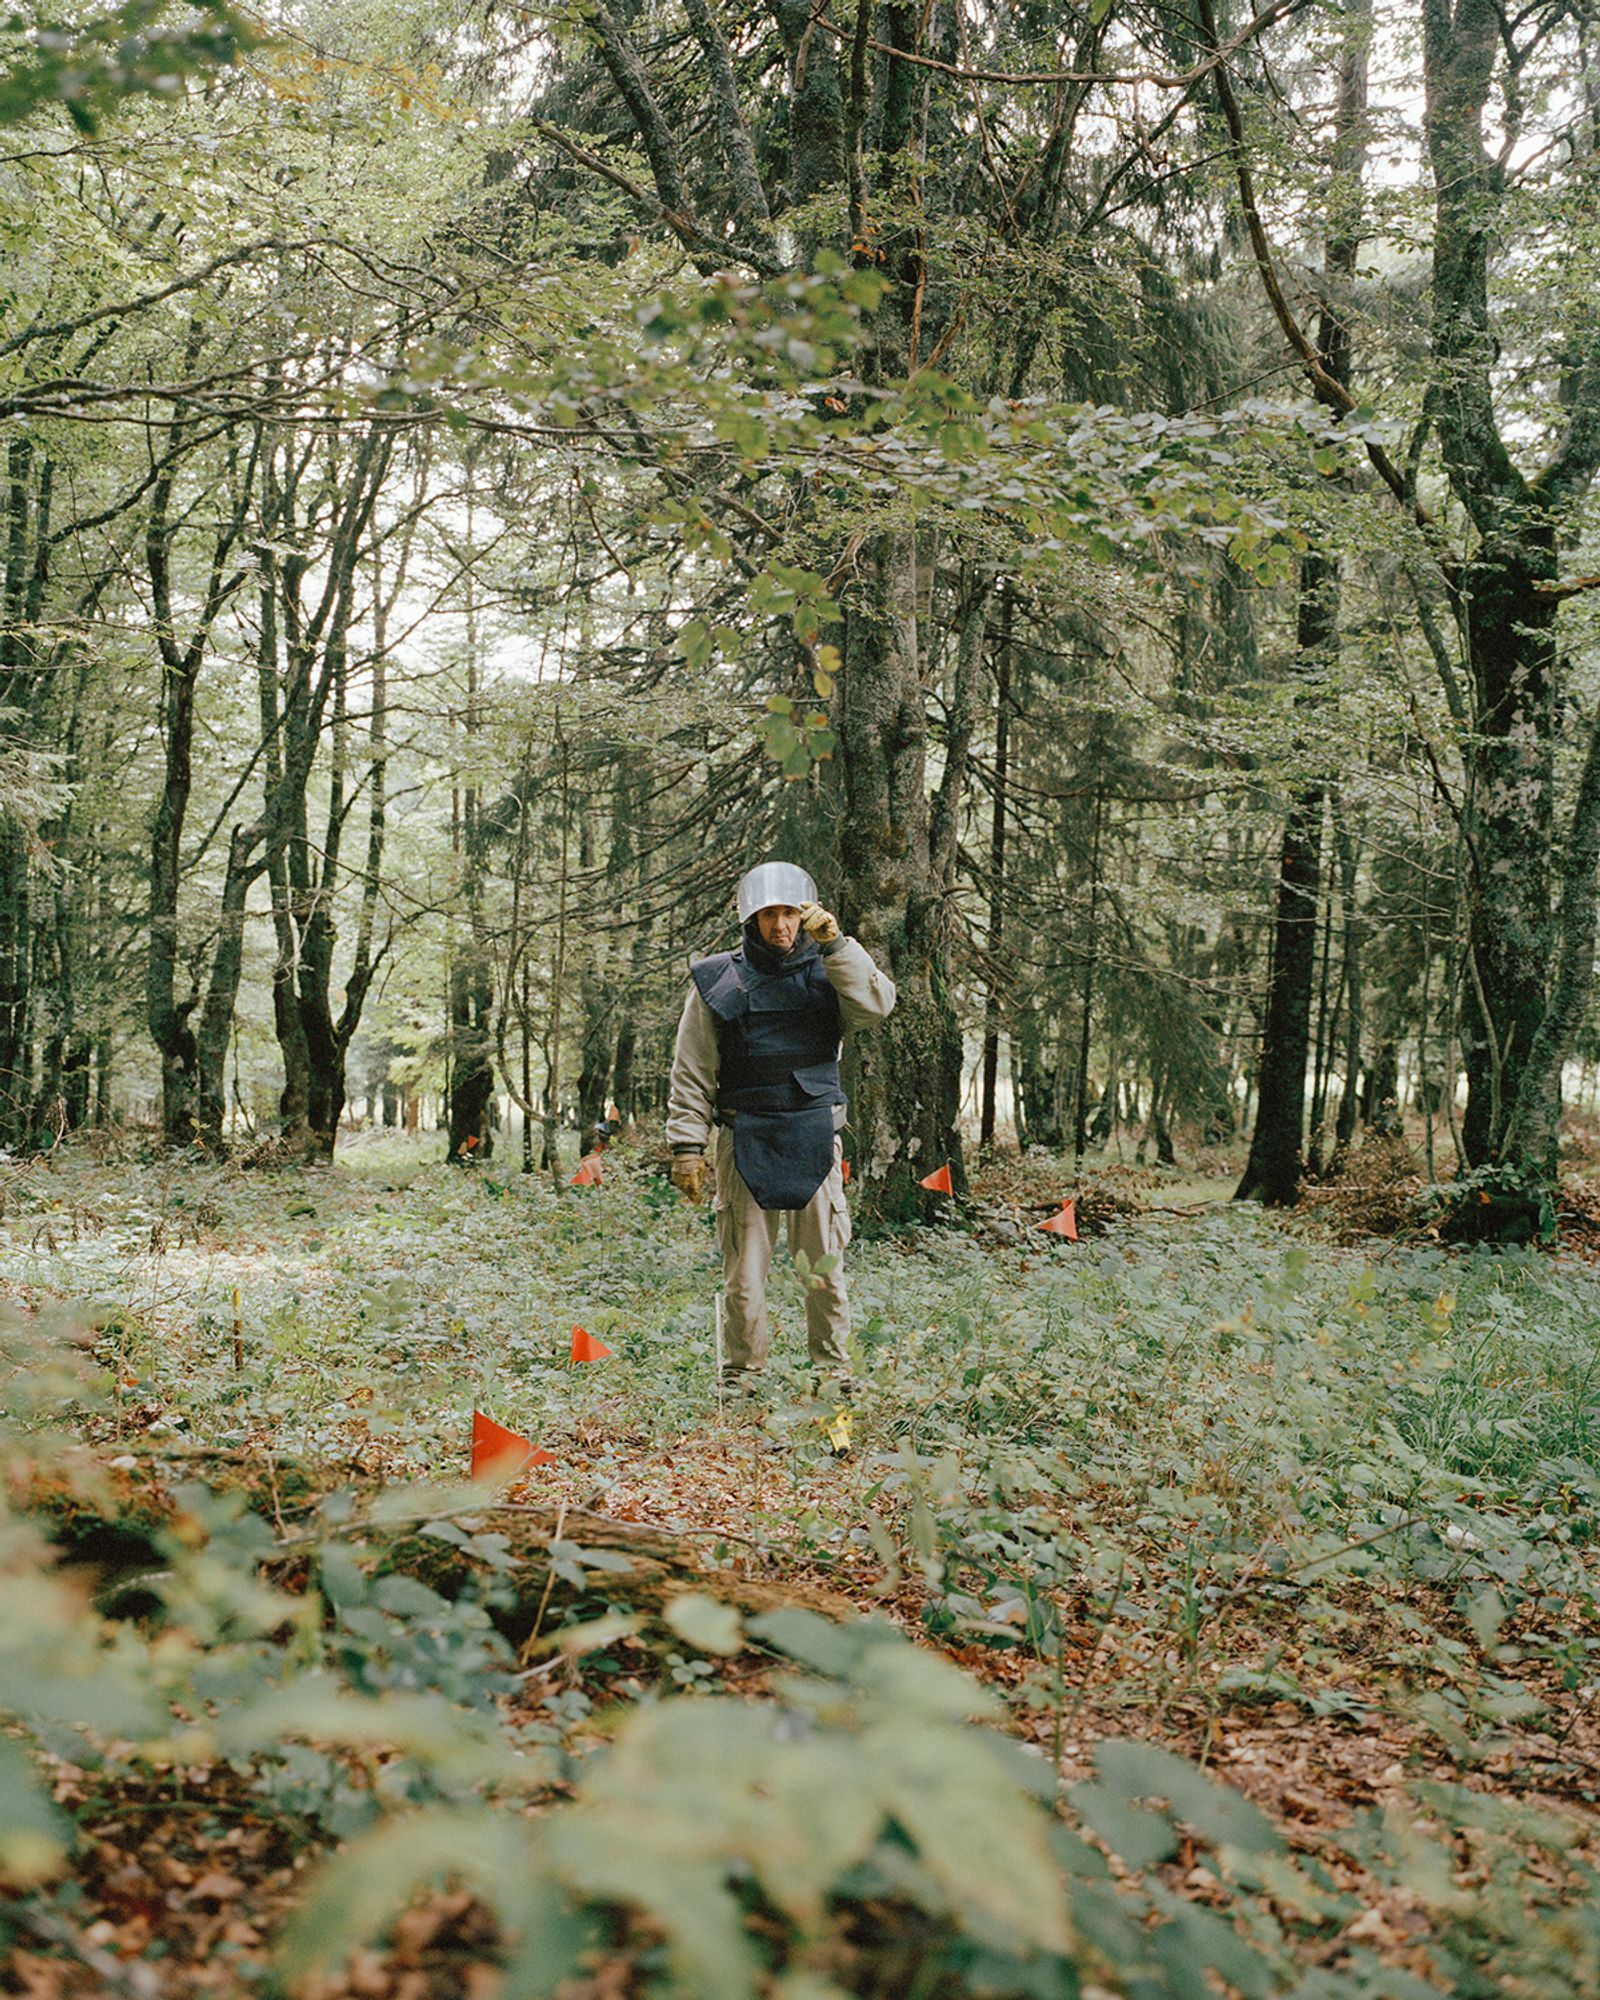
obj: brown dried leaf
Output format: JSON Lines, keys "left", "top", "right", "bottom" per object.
{"left": 190, "top": 1869, "right": 247, "bottom": 1902}
{"left": 12, "top": 1954, "right": 71, "bottom": 2000}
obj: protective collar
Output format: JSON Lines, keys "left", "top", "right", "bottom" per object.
{"left": 741, "top": 917, "right": 821, "bottom": 978}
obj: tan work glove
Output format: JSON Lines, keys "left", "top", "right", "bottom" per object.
{"left": 799, "top": 901, "right": 841, "bottom": 946}
{"left": 671, "top": 1153, "right": 708, "bottom": 1204}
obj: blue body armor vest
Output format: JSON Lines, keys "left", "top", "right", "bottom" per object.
{"left": 691, "top": 943, "right": 844, "bottom": 1210}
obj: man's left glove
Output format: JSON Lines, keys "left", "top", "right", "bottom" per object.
{"left": 799, "top": 901, "right": 841, "bottom": 946}
{"left": 671, "top": 1153, "right": 708, "bottom": 1204}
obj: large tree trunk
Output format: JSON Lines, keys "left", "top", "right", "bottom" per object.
{"left": 146, "top": 579, "right": 203, "bottom": 1150}
{"left": 259, "top": 425, "right": 390, "bottom": 1158}
{"left": 1235, "top": 776, "right": 1323, "bottom": 1205}
{"left": 1231, "top": 0, "right": 1369, "bottom": 1205}
{"left": 1237, "top": 554, "right": 1338, "bottom": 1207}
{"left": 259, "top": 540, "right": 315, "bottom": 1157}
{"left": 295, "top": 641, "right": 350, "bottom": 1151}
{"left": 1456, "top": 562, "right": 1558, "bottom": 1163}
{"left": 838, "top": 531, "right": 962, "bottom": 1215}
{"left": 447, "top": 691, "right": 495, "bottom": 1162}
{"left": 1420, "top": 0, "right": 1600, "bottom": 1169}
{"left": 832, "top": 16, "right": 966, "bottom": 1219}
{"left": 143, "top": 396, "right": 254, "bottom": 1148}
{"left": 1501, "top": 700, "right": 1600, "bottom": 1168}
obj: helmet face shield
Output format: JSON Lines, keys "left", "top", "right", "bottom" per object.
{"left": 737, "top": 861, "right": 817, "bottom": 923}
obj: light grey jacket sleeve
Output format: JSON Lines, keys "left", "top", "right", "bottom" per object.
{"left": 822, "top": 936, "right": 896, "bottom": 1030}
{"left": 666, "top": 986, "right": 719, "bottom": 1152}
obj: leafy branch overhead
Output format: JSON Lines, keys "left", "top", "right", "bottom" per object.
{"left": 464, "top": 265, "right": 1336, "bottom": 780}
{"left": 0, "top": 0, "right": 259, "bottom": 131}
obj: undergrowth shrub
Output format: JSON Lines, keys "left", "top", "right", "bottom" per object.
{"left": 1299, "top": 1133, "right": 1424, "bottom": 1240}
{"left": 1430, "top": 1159, "right": 1560, "bottom": 1248}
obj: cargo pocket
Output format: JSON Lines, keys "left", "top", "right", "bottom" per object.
{"left": 711, "top": 1125, "right": 731, "bottom": 1213}
{"left": 825, "top": 1142, "right": 853, "bottom": 1251}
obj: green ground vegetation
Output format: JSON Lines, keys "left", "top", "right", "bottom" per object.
{"left": 2, "top": 1138, "right": 1598, "bottom": 1995}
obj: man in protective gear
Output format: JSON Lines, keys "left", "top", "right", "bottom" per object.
{"left": 667, "top": 862, "right": 896, "bottom": 1395}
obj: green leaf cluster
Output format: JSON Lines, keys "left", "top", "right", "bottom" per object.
{"left": 0, "top": 0, "right": 258, "bottom": 132}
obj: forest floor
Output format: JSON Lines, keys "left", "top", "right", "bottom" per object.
{"left": 2, "top": 1130, "right": 1599, "bottom": 1998}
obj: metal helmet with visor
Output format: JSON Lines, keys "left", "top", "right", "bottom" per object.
{"left": 736, "top": 861, "right": 817, "bottom": 924}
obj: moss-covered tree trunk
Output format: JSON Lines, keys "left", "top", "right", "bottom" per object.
{"left": 837, "top": 530, "right": 962, "bottom": 1216}
{"left": 1454, "top": 560, "right": 1559, "bottom": 1163}
{"left": 1419, "top": 0, "right": 1600, "bottom": 1171}
{"left": 144, "top": 398, "right": 255, "bottom": 1150}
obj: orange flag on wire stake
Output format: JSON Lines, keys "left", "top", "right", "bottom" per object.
{"left": 919, "top": 1163, "right": 954, "bottom": 1194}
{"left": 570, "top": 1326, "right": 612, "bottom": 1364}
{"left": 571, "top": 1153, "right": 602, "bottom": 1186}
{"left": 841, "top": 1159, "right": 851, "bottom": 1184}
{"left": 1039, "top": 1200, "right": 1079, "bottom": 1240}
{"left": 470, "top": 1411, "right": 556, "bottom": 1481}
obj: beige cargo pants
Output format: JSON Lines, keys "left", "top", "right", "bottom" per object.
{"left": 712, "top": 1124, "right": 852, "bottom": 1377}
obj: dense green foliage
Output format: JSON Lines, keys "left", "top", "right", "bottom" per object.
{"left": 0, "top": 1, "right": 255, "bottom": 131}
{"left": 0, "top": 0, "right": 1596, "bottom": 1202}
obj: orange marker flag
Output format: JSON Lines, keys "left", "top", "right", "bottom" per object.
{"left": 841, "top": 1159, "right": 851, "bottom": 1184}
{"left": 570, "top": 1153, "right": 602, "bottom": 1186}
{"left": 1039, "top": 1199, "right": 1079, "bottom": 1240}
{"left": 570, "top": 1325, "right": 612, "bottom": 1364}
{"left": 470, "top": 1411, "right": 557, "bottom": 1481}
{"left": 919, "top": 1163, "right": 954, "bottom": 1194}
